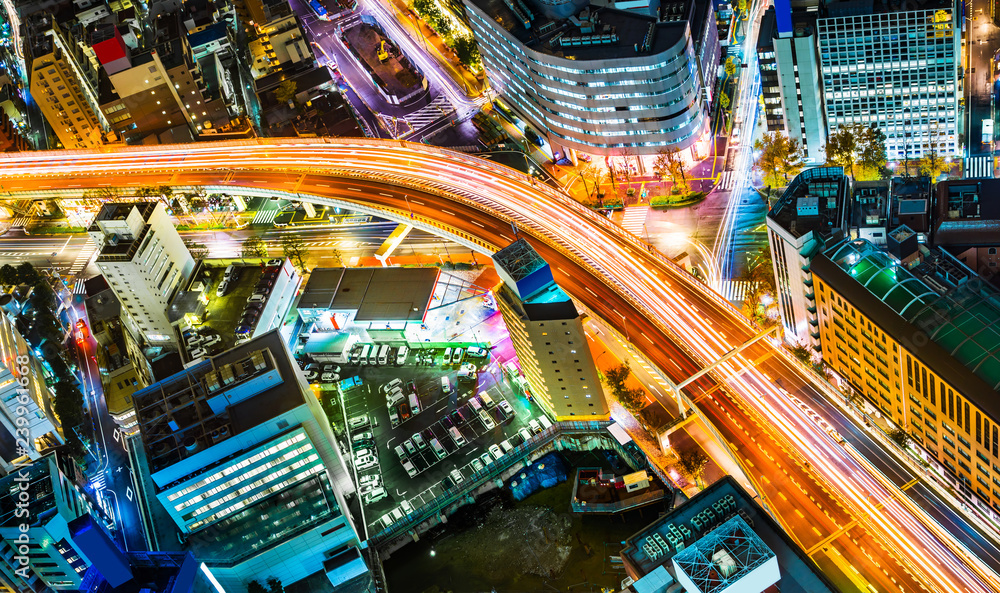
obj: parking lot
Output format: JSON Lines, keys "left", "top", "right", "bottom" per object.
{"left": 194, "top": 262, "right": 266, "bottom": 351}
{"left": 308, "top": 345, "right": 548, "bottom": 534}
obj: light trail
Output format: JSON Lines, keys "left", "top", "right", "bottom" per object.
{"left": 0, "top": 139, "right": 995, "bottom": 591}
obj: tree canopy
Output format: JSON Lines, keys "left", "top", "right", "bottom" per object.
{"left": 825, "top": 124, "right": 887, "bottom": 180}
{"left": 602, "top": 362, "right": 646, "bottom": 415}
{"left": 240, "top": 236, "right": 269, "bottom": 260}
{"left": 652, "top": 147, "right": 689, "bottom": 194}
{"left": 752, "top": 131, "right": 803, "bottom": 193}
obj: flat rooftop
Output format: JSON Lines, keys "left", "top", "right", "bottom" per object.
{"left": 297, "top": 267, "right": 438, "bottom": 322}
{"left": 620, "top": 476, "right": 843, "bottom": 592}
{"left": 850, "top": 180, "right": 890, "bottom": 230}
{"left": 768, "top": 167, "right": 850, "bottom": 240}
{"left": 133, "top": 330, "right": 304, "bottom": 478}
{"left": 814, "top": 239, "right": 1000, "bottom": 412}
{"left": 464, "top": 0, "right": 708, "bottom": 61}
{"left": 934, "top": 179, "right": 1000, "bottom": 245}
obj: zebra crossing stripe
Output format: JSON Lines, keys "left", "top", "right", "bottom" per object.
{"left": 620, "top": 207, "right": 649, "bottom": 237}
{"left": 252, "top": 208, "right": 279, "bottom": 225}
{"left": 70, "top": 245, "right": 98, "bottom": 274}
{"left": 716, "top": 280, "right": 751, "bottom": 303}
{"left": 965, "top": 156, "right": 994, "bottom": 179}
{"left": 404, "top": 96, "right": 455, "bottom": 129}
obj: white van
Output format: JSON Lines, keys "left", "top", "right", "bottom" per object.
{"left": 368, "top": 347, "right": 380, "bottom": 366}
{"left": 538, "top": 415, "right": 553, "bottom": 430}
{"left": 430, "top": 438, "right": 447, "bottom": 460}
{"left": 377, "top": 345, "right": 390, "bottom": 366}
{"left": 443, "top": 347, "right": 453, "bottom": 364}
{"left": 448, "top": 426, "right": 467, "bottom": 447}
{"left": 440, "top": 376, "right": 452, "bottom": 394}
{"left": 469, "top": 397, "right": 482, "bottom": 413}
{"left": 402, "top": 460, "right": 418, "bottom": 478}
{"left": 499, "top": 439, "right": 514, "bottom": 453}
{"left": 479, "top": 392, "right": 494, "bottom": 408}
{"left": 357, "top": 344, "right": 372, "bottom": 365}
{"left": 396, "top": 346, "right": 409, "bottom": 365}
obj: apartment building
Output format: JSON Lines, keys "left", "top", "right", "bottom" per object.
{"left": 0, "top": 309, "right": 63, "bottom": 471}
{"left": 88, "top": 202, "right": 195, "bottom": 346}
{"left": 492, "top": 240, "right": 607, "bottom": 420}
{"left": 462, "top": 0, "right": 719, "bottom": 158}
{"left": 130, "top": 331, "right": 369, "bottom": 592}
{"left": 813, "top": 238, "right": 1000, "bottom": 516}
{"left": 766, "top": 167, "right": 850, "bottom": 347}
{"left": 0, "top": 451, "right": 104, "bottom": 592}
{"left": 27, "top": 18, "right": 110, "bottom": 149}
{"left": 817, "top": 0, "right": 962, "bottom": 159}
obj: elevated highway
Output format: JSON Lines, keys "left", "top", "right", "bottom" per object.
{"left": 2, "top": 139, "right": 997, "bottom": 593}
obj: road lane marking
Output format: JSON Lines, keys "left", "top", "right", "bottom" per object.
{"left": 411, "top": 199, "right": 424, "bottom": 205}
{"left": 795, "top": 509, "right": 805, "bottom": 518}
{"left": 441, "top": 209, "right": 455, "bottom": 216}
{"left": 347, "top": 187, "right": 362, "bottom": 191}
{"left": 470, "top": 220, "right": 485, "bottom": 227}
{"left": 316, "top": 183, "right": 330, "bottom": 187}
{"left": 379, "top": 192, "right": 393, "bottom": 197}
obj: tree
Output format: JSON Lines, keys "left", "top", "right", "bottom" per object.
{"left": 53, "top": 380, "right": 84, "bottom": 429}
{"left": 887, "top": 428, "right": 910, "bottom": 449}
{"left": 240, "top": 236, "right": 269, "bottom": 260}
{"left": 265, "top": 577, "right": 284, "bottom": 593}
{"left": 16, "top": 262, "right": 40, "bottom": 286}
{"left": 788, "top": 343, "right": 811, "bottom": 364}
{"left": 602, "top": 362, "right": 646, "bottom": 415}
{"left": 653, "top": 147, "right": 689, "bottom": 194}
{"left": 718, "top": 91, "right": 730, "bottom": 110}
{"left": 578, "top": 163, "right": 608, "bottom": 201}
{"left": 275, "top": 80, "right": 298, "bottom": 106}
{"left": 280, "top": 235, "right": 309, "bottom": 272}
{"left": 452, "top": 35, "right": 481, "bottom": 70}
{"left": 247, "top": 581, "right": 267, "bottom": 593}
{"left": 918, "top": 148, "right": 950, "bottom": 180}
{"left": 186, "top": 242, "right": 209, "bottom": 260}
{"left": 825, "top": 124, "right": 887, "bottom": 180}
{"left": 724, "top": 57, "right": 739, "bottom": 80}
{"left": 753, "top": 131, "right": 803, "bottom": 202}
{"left": 678, "top": 448, "right": 709, "bottom": 487}
{"left": 0, "top": 264, "right": 17, "bottom": 288}
{"left": 740, "top": 251, "right": 776, "bottom": 327}
{"left": 738, "top": 0, "right": 747, "bottom": 14}
{"left": 617, "top": 147, "right": 637, "bottom": 186}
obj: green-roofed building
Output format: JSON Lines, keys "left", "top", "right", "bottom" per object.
{"left": 813, "top": 237, "right": 1000, "bottom": 515}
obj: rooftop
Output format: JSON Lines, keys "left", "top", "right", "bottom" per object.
{"left": 621, "top": 476, "right": 843, "bottom": 593}
{"left": 133, "top": 330, "right": 304, "bottom": 477}
{"left": 849, "top": 180, "right": 890, "bottom": 230}
{"left": 0, "top": 455, "right": 57, "bottom": 527}
{"left": 768, "top": 167, "right": 850, "bottom": 240}
{"left": 297, "top": 267, "right": 438, "bottom": 322}
{"left": 815, "top": 239, "right": 1000, "bottom": 406}
{"left": 933, "top": 178, "right": 1000, "bottom": 246}
{"left": 493, "top": 239, "right": 548, "bottom": 283}
{"left": 464, "top": 0, "right": 707, "bottom": 61}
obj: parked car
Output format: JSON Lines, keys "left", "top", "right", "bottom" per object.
{"left": 359, "top": 482, "right": 382, "bottom": 496}
{"left": 466, "top": 346, "right": 487, "bottom": 358}
{"left": 267, "top": 258, "right": 284, "bottom": 267}
{"left": 412, "top": 433, "right": 427, "bottom": 450}
{"left": 304, "top": 369, "right": 318, "bottom": 381}
{"left": 224, "top": 264, "right": 239, "bottom": 280}
{"left": 452, "top": 348, "right": 464, "bottom": 365}
{"left": 471, "top": 458, "right": 485, "bottom": 472}
{"left": 348, "top": 415, "right": 370, "bottom": 429}
{"left": 450, "top": 410, "right": 464, "bottom": 426}
{"left": 320, "top": 372, "right": 340, "bottom": 383}
{"left": 355, "top": 456, "right": 377, "bottom": 471}
{"left": 202, "top": 335, "right": 222, "bottom": 349}
{"left": 189, "top": 348, "right": 207, "bottom": 359}
{"left": 404, "top": 440, "right": 417, "bottom": 456}
{"left": 498, "top": 400, "right": 514, "bottom": 417}
{"left": 354, "top": 448, "right": 373, "bottom": 459}
{"left": 479, "top": 410, "right": 495, "bottom": 430}
{"left": 216, "top": 280, "right": 229, "bottom": 297}
{"left": 360, "top": 474, "right": 381, "bottom": 487}
{"left": 479, "top": 452, "right": 493, "bottom": 467}
{"left": 488, "top": 444, "right": 503, "bottom": 461}
{"left": 529, "top": 419, "right": 542, "bottom": 434}
{"left": 363, "top": 487, "right": 387, "bottom": 504}
{"left": 352, "top": 431, "right": 373, "bottom": 443}
{"left": 442, "top": 416, "right": 455, "bottom": 430}
{"left": 383, "top": 378, "right": 403, "bottom": 393}
{"left": 449, "top": 469, "right": 465, "bottom": 485}
{"left": 518, "top": 428, "right": 532, "bottom": 442}
{"left": 400, "top": 500, "right": 414, "bottom": 514}
{"left": 247, "top": 293, "right": 266, "bottom": 304}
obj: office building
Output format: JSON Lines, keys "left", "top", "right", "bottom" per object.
{"left": 88, "top": 202, "right": 195, "bottom": 346}
{"left": 620, "top": 476, "right": 843, "bottom": 593}
{"left": 130, "top": 331, "right": 369, "bottom": 592}
{"left": 813, "top": 238, "right": 1000, "bottom": 515}
{"left": 492, "top": 239, "right": 607, "bottom": 420}
{"left": 0, "top": 308, "right": 63, "bottom": 471}
{"left": 817, "top": 0, "right": 962, "bottom": 159}
{"left": 768, "top": 5, "right": 826, "bottom": 162}
{"left": 756, "top": 9, "right": 783, "bottom": 133}
{"left": 766, "top": 167, "right": 850, "bottom": 347}
{"left": 247, "top": 11, "right": 314, "bottom": 79}
{"left": 93, "top": 15, "right": 233, "bottom": 143}
{"left": 27, "top": 18, "right": 111, "bottom": 149}
{"left": 461, "top": 0, "right": 719, "bottom": 158}
{"left": 932, "top": 178, "right": 1000, "bottom": 281}
{"left": 0, "top": 451, "right": 105, "bottom": 592}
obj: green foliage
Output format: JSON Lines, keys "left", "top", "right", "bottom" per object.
{"left": 275, "top": 79, "right": 298, "bottom": 105}
{"left": 16, "top": 262, "right": 40, "bottom": 286}
{"left": 788, "top": 343, "right": 812, "bottom": 364}
{"left": 602, "top": 362, "right": 645, "bottom": 415}
{"left": 0, "top": 264, "right": 18, "bottom": 288}
{"left": 887, "top": 428, "right": 910, "bottom": 449}
{"left": 241, "top": 236, "right": 269, "bottom": 260}
{"left": 186, "top": 242, "right": 210, "bottom": 261}
{"left": 724, "top": 57, "right": 738, "bottom": 79}
{"left": 719, "top": 91, "right": 730, "bottom": 110}
{"left": 578, "top": 163, "right": 608, "bottom": 199}
{"left": 53, "top": 380, "right": 84, "bottom": 429}
{"left": 918, "top": 149, "right": 950, "bottom": 180}
{"left": 413, "top": 0, "right": 450, "bottom": 36}
{"left": 452, "top": 35, "right": 481, "bottom": 70}
{"left": 740, "top": 251, "right": 777, "bottom": 327}
{"left": 825, "top": 124, "right": 887, "bottom": 180}
{"left": 752, "top": 131, "right": 804, "bottom": 192}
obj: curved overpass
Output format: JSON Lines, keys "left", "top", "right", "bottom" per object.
{"left": 1, "top": 139, "right": 994, "bottom": 593}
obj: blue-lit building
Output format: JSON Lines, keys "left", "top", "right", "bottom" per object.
{"left": 492, "top": 239, "right": 607, "bottom": 420}
{"left": 461, "top": 0, "right": 719, "bottom": 158}
{"left": 129, "top": 330, "right": 370, "bottom": 592}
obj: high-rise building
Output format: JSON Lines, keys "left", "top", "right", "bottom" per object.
{"left": 0, "top": 450, "right": 106, "bottom": 592}
{"left": 766, "top": 167, "right": 850, "bottom": 347}
{"left": 88, "top": 202, "right": 195, "bottom": 346}
{"left": 769, "top": 7, "right": 826, "bottom": 162}
{"left": 0, "top": 308, "right": 63, "bottom": 471}
{"left": 27, "top": 18, "right": 111, "bottom": 149}
{"left": 461, "top": 0, "right": 719, "bottom": 158}
{"left": 130, "top": 330, "right": 369, "bottom": 592}
{"left": 817, "top": 0, "right": 961, "bottom": 159}
{"left": 812, "top": 238, "right": 1000, "bottom": 516}
{"left": 492, "top": 240, "right": 607, "bottom": 420}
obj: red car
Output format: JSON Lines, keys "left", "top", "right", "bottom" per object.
{"left": 75, "top": 320, "right": 88, "bottom": 343}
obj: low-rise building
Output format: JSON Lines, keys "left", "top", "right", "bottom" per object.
{"left": 932, "top": 178, "right": 1000, "bottom": 282}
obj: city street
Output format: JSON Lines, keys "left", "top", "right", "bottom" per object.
{"left": 967, "top": 0, "right": 1000, "bottom": 171}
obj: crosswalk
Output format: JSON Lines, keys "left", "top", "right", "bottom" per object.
{"left": 252, "top": 206, "right": 280, "bottom": 225}
{"left": 965, "top": 156, "right": 994, "bottom": 179}
{"left": 620, "top": 206, "right": 649, "bottom": 238}
{"left": 716, "top": 280, "right": 752, "bottom": 303}
{"left": 70, "top": 243, "right": 98, "bottom": 275}
{"left": 404, "top": 95, "right": 454, "bottom": 130}
{"left": 717, "top": 171, "right": 740, "bottom": 190}
{"left": 8, "top": 216, "right": 31, "bottom": 227}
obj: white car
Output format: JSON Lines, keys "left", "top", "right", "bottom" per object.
{"left": 321, "top": 372, "right": 340, "bottom": 383}
{"left": 529, "top": 419, "right": 542, "bottom": 434}
{"left": 354, "top": 448, "right": 373, "bottom": 460}
{"left": 247, "top": 293, "right": 266, "bottom": 304}
{"left": 189, "top": 348, "right": 208, "bottom": 359}
{"left": 488, "top": 444, "right": 503, "bottom": 461}
{"left": 267, "top": 258, "right": 284, "bottom": 267}
{"left": 348, "top": 415, "right": 370, "bottom": 429}
{"left": 466, "top": 346, "right": 487, "bottom": 358}
{"left": 359, "top": 482, "right": 382, "bottom": 496}
{"left": 449, "top": 469, "right": 465, "bottom": 485}
{"left": 471, "top": 458, "right": 485, "bottom": 472}
{"left": 216, "top": 280, "right": 229, "bottom": 297}
{"left": 356, "top": 456, "right": 378, "bottom": 471}
{"left": 364, "top": 487, "right": 387, "bottom": 504}
{"left": 498, "top": 400, "right": 514, "bottom": 417}
{"left": 382, "top": 378, "right": 403, "bottom": 393}
{"left": 360, "top": 474, "right": 381, "bottom": 487}
{"left": 202, "top": 335, "right": 222, "bottom": 349}
{"left": 352, "top": 431, "right": 373, "bottom": 443}
{"left": 304, "top": 370, "right": 318, "bottom": 381}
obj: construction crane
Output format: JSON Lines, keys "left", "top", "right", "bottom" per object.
{"left": 376, "top": 40, "right": 389, "bottom": 62}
